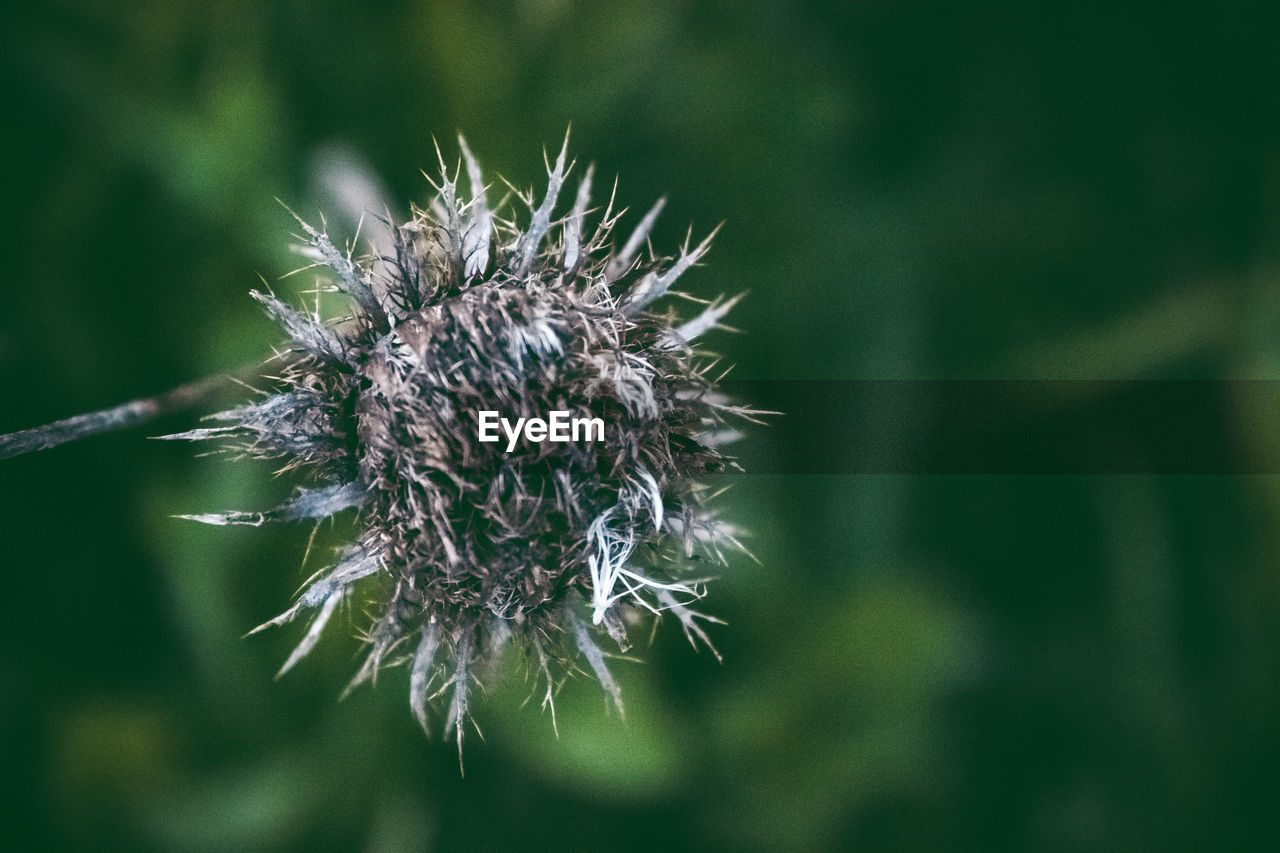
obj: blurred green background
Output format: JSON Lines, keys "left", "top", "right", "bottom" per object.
{"left": 3, "top": 1, "right": 1280, "bottom": 850}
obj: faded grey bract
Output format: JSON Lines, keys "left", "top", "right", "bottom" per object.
{"left": 167, "top": 136, "right": 750, "bottom": 758}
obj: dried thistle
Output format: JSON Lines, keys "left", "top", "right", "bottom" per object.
{"left": 0, "top": 134, "right": 752, "bottom": 761}
{"left": 140, "top": 134, "right": 751, "bottom": 759}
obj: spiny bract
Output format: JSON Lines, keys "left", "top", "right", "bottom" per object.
{"left": 169, "top": 136, "right": 749, "bottom": 755}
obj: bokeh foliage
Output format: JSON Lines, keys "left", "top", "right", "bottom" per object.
{"left": 3, "top": 1, "right": 1280, "bottom": 850}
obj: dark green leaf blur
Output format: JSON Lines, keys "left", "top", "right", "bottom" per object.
{"left": 3, "top": 1, "right": 1279, "bottom": 850}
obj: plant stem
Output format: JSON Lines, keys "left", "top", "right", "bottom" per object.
{"left": 0, "top": 371, "right": 250, "bottom": 461}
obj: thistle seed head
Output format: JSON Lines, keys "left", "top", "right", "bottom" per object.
{"left": 170, "top": 135, "right": 749, "bottom": 755}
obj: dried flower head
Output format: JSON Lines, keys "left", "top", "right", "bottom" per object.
{"left": 165, "top": 135, "right": 750, "bottom": 757}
